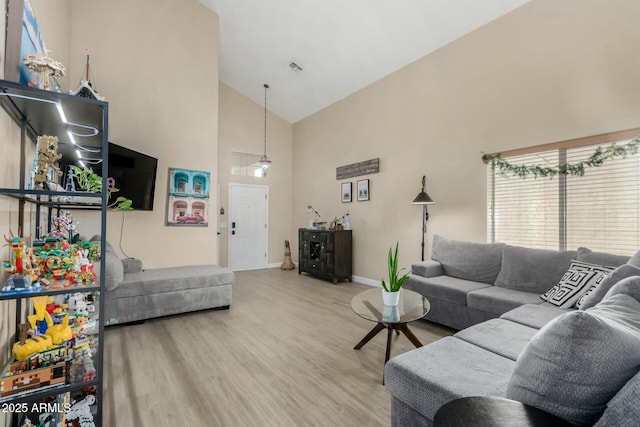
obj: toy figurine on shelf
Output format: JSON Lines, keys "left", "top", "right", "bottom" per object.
{"left": 66, "top": 394, "right": 96, "bottom": 427}
{"left": 51, "top": 211, "right": 79, "bottom": 243}
{"left": 2, "top": 230, "right": 41, "bottom": 293}
{"left": 70, "top": 50, "right": 105, "bottom": 101}
{"left": 33, "top": 135, "right": 62, "bottom": 190}
{"left": 23, "top": 54, "right": 65, "bottom": 91}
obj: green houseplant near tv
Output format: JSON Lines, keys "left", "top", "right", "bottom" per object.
{"left": 70, "top": 166, "right": 133, "bottom": 210}
{"left": 381, "top": 242, "right": 410, "bottom": 306}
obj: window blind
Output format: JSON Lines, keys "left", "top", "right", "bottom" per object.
{"left": 487, "top": 139, "right": 640, "bottom": 255}
{"left": 488, "top": 151, "right": 560, "bottom": 250}
{"left": 565, "top": 144, "right": 640, "bottom": 255}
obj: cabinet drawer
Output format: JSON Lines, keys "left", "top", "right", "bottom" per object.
{"left": 303, "top": 231, "right": 328, "bottom": 242}
{"left": 308, "top": 260, "right": 324, "bottom": 273}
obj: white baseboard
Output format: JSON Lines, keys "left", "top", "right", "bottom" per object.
{"left": 352, "top": 275, "right": 380, "bottom": 287}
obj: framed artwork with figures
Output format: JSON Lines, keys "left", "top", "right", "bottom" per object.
{"left": 341, "top": 182, "right": 352, "bottom": 203}
{"left": 357, "top": 179, "right": 370, "bottom": 201}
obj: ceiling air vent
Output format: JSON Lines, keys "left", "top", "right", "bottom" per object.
{"left": 289, "top": 62, "right": 303, "bottom": 72}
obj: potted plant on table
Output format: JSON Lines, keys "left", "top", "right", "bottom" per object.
{"left": 381, "top": 242, "right": 410, "bottom": 306}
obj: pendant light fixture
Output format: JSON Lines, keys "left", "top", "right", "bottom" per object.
{"left": 259, "top": 83, "right": 272, "bottom": 176}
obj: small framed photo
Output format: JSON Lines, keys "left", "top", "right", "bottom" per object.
{"left": 341, "top": 182, "right": 352, "bottom": 203}
{"left": 357, "top": 179, "right": 370, "bottom": 201}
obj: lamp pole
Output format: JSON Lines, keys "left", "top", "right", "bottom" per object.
{"left": 412, "top": 175, "right": 434, "bottom": 262}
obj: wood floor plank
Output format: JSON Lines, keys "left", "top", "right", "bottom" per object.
{"left": 103, "top": 269, "right": 454, "bottom": 426}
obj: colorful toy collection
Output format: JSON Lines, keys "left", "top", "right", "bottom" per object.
{"left": 1, "top": 293, "right": 98, "bottom": 399}
{"left": 1, "top": 213, "right": 99, "bottom": 424}
{"left": 1, "top": 218, "right": 100, "bottom": 295}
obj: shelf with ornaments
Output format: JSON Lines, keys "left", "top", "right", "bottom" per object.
{"left": 0, "top": 78, "right": 108, "bottom": 425}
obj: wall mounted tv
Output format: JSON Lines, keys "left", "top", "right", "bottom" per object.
{"left": 100, "top": 143, "right": 158, "bottom": 211}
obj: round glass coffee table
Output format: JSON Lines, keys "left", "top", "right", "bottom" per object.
{"left": 351, "top": 288, "right": 430, "bottom": 368}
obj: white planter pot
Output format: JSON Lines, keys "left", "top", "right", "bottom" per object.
{"left": 382, "top": 305, "right": 400, "bottom": 322}
{"left": 382, "top": 289, "right": 400, "bottom": 306}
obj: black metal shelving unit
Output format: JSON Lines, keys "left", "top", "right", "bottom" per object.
{"left": 0, "top": 79, "right": 108, "bottom": 426}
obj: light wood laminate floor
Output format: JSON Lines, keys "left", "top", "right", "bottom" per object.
{"left": 103, "top": 269, "right": 454, "bottom": 426}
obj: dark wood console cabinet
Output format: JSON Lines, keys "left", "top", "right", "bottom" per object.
{"left": 298, "top": 228, "right": 352, "bottom": 284}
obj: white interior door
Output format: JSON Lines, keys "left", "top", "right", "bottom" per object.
{"left": 229, "top": 184, "right": 268, "bottom": 271}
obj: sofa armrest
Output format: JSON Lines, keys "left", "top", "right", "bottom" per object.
{"left": 122, "top": 258, "right": 143, "bottom": 274}
{"left": 411, "top": 260, "right": 445, "bottom": 278}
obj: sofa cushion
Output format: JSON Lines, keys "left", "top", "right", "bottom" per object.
{"left": 603, "top": 275, "right": 640, "bottom": 301}
{"left": 405, "top": 275, "right": 491, "bottom": 306}
{"left": 102, "top": 249, "right": 124, "bottom": 291}
{"left": 577, "top": 247, "right": 629, "bottom": 268}
{"left": 494, "top": 245, "right": 577, "bottom": 294}
{"left": 595, "top": 370, "right": 640, "bottom": 427}
{"left": 109, "top": 265, "right": 235, "bottom": 299}
{"left": 500, "top": 303, "right": 570, "bottom": 330}
{"left": 579, "top": 264, "right": 640, "bottom": 310}
{"left": 431, "top": 235, "right": 505, "bottom": 284}
{"left": 628, "top": 250, "right": 640, "bottom": 268}
{"left": 385, "top": 337, "right": 515, "bottom": 421}
{"left": 540, "top": 260, "right": 614, "bottom": 308}
{"left": 454, "top": 319, "right": 538, "bottom": 361}
{"left": 505, "top": 295, "right": 640, "bottom": 426}
{"left": 466, "top": 286, "right": 544, "bottom": 316}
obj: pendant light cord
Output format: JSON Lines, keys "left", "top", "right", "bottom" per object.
{"left": 264, "top": 83, "right": 269, "bottom": 157}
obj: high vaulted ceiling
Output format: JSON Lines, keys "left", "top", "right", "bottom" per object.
{"left": 200, "top": 0, "right": 531, "bottom": 123}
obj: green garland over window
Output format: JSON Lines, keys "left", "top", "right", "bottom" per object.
{"left": 482, "top": 137, "right": 640, "bottom": 179}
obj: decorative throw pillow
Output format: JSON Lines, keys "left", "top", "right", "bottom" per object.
{"left": 595, "top": 370, "right": 640, "bottom": 426}
{"left": 506, "top": 295, "right": 640, "bottom": 425}
{"left": 579, "top": 264, "right": 640, "bottom": 310}
{"left": 540, "top": 260, "right": 614, "bottom": 308}
{"left": 603, "top": 275, "right": 640, "bottom": 302}
{"left": 628, "top": 250, "right": 640, "bottom": 268}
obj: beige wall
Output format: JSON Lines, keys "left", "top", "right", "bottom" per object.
{"left": 30, "top": 0, "right": 71, "bottom": 91}
{"left": 292, "top": 0, "right": 640, "bottom": 283}
{"left": 218, "top": 82, "right": 293, "bottom": 267}
{"left": 16, "top": 0, "right": 219, "bottom": 268}
{"left": 64, "top": 0, "right": 219, "bottom": 267}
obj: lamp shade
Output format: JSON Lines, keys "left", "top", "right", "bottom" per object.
{"left": 412, "top": 175, "right": 435, "bottom": 204}
{"left": 412, "top": 191, "right": 434, "bottom": 205}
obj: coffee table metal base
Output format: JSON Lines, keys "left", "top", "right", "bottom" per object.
{"left": 354, "top": 321, "right": 423, "bottom": 379}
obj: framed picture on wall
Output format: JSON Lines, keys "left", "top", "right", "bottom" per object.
{"left": 166, "top": 167, "right": 211, "bottom": 227}
{"left": 357, "top": 179, "right": 370, "bottom": 201}
{"left": 341, "top": 182, "right": 352, "bottom": 203}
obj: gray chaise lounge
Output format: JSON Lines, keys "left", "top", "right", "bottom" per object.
{"left": 98, "top": 237, "right": 234, "bottom": 326}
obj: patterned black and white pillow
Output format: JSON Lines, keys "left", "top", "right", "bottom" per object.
{"left": 540, "top": 260, "right": 615, "bottom": 308}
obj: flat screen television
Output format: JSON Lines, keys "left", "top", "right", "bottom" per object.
{"left": 100, "top": 143, "right": 158, "bottom": 211}
{"left": 59, "top": 143, "right": 157, "bottom": 210}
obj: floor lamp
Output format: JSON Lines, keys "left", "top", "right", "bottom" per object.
{"left": 412, "top": 176, "right": 435, "bottom": 261}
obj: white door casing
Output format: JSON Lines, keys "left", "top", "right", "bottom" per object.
{"left": 229, "top": 184, "right": 268, "bottom": 271}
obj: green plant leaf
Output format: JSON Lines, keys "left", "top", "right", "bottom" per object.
{"left": 384, "top": 242, "right": 407, "bottom": 292}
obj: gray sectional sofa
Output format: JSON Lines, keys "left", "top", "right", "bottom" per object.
{"left": 97, "top": 237, "right": 235, "bottom": 325}
{"left": 386, "top": 235, "right": 640, "bottom": 426}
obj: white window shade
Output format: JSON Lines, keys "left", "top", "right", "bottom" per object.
{"left": 487, "top": 140, "right": 640, "bottom": 255}
{"left": 566, "top": 144, "right": 640, "bottom": 255}
{"left": 488, "top": 151, "right": 560, "bottom": 250}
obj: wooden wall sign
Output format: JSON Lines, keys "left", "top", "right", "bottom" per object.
{"left": 336, "top": 158, "right": 379, "bottom": 180}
